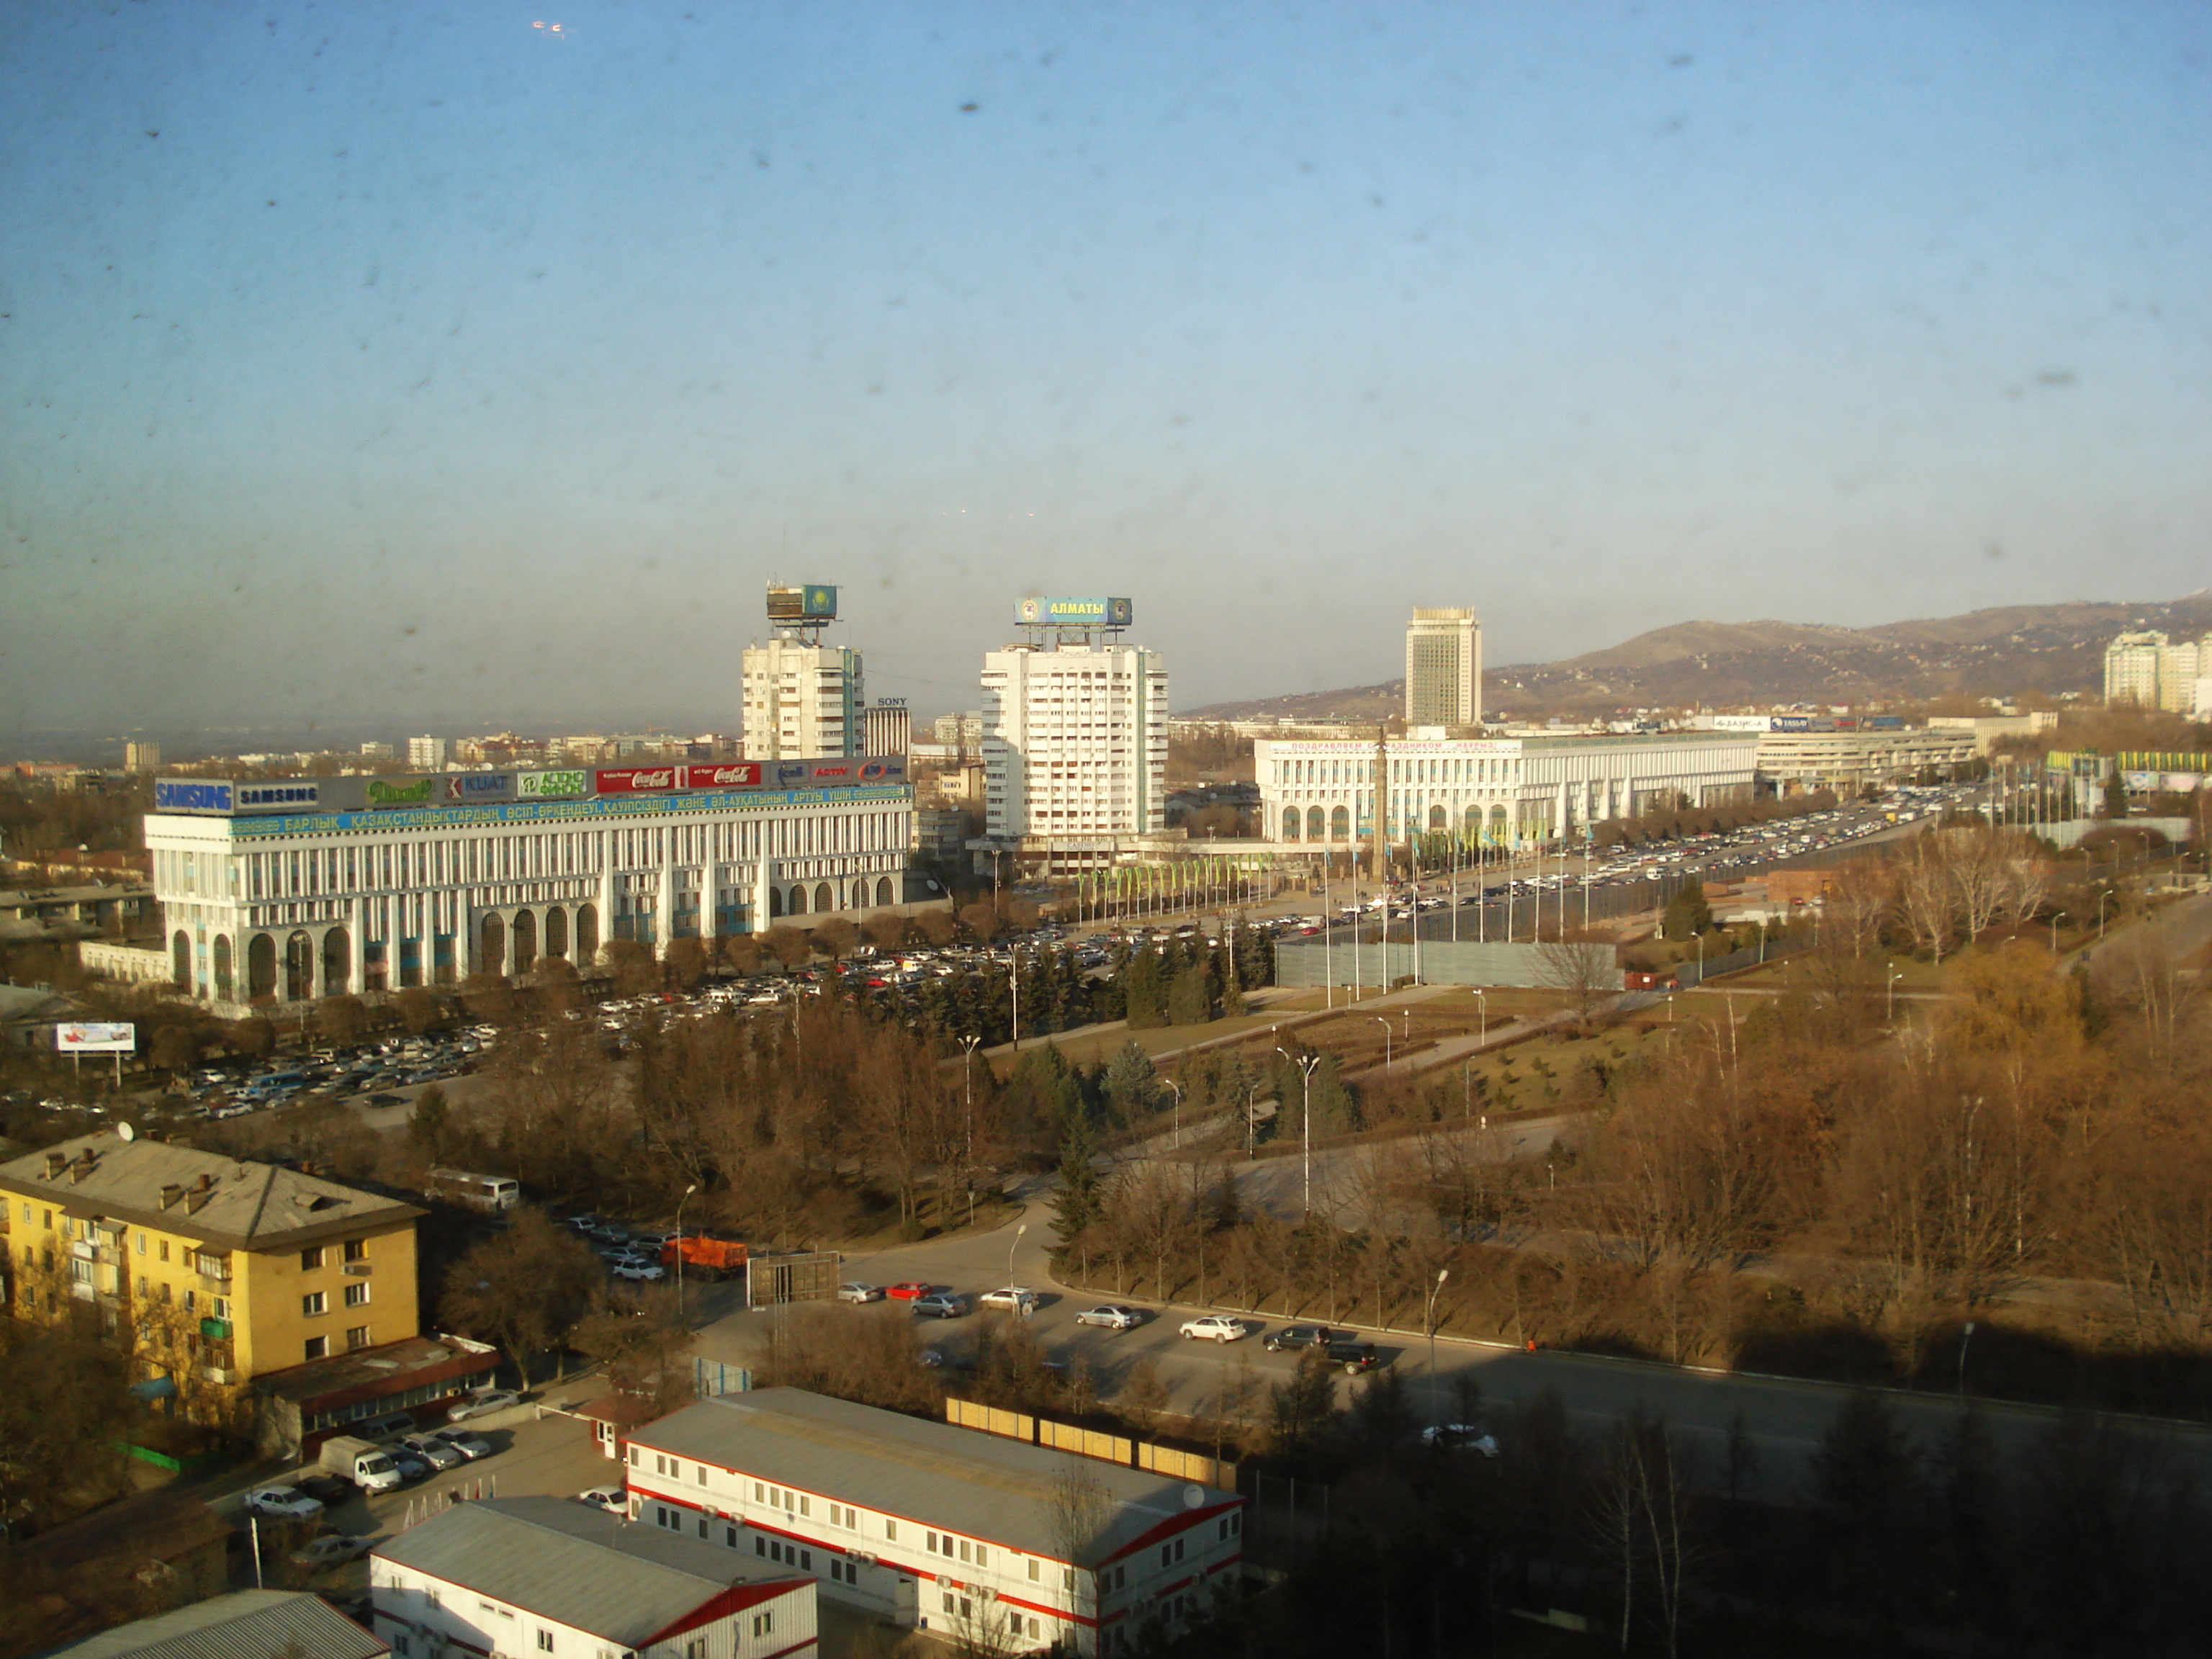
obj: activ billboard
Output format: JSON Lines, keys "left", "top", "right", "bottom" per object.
{"left": 56, "top": 1022, "right": 135, "bottom": 1053}
{"left": 597, "top": 766, "right": 678, "bottom": 793}
{"left": 155, "top": 780, "right": 235, "bottom": 813}
{"left": 681, "top": 763, "right": 763, "bottom": 789}
{"left": 519, "top": 769, "right": 591, "bottom": 799}
{"left": 1015, "top": 595, "right": 1133, "bottom": 628}
{"left": 366, "top": 777, "right": 439, "bottom": 809}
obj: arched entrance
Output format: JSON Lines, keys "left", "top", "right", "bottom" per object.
{"left": 575, "top": 904, "right": 598, "bottom": 963}
{"left": 788, "top": 886, "right": 808, "bottom": 916}
{"left": 814, "top": 882, "right": 833, "bottom": 914}
{"left": 768, "top": 888, "right": 784, "bottom": 917}
{"left": 212, "top": 936, "right": 233, "bottom": 1002}
{"left": 479, "top": 913, "right": 506, "bottom": 978}
{"left": 321, "top": 928, "right": 351, "bottom": 996}
{"left": 247, "top": 933, "right": 276, "bottom": 1000}
{"left": 171, "top": 930, "right": 190, "bottom": 992}
{"left": 876, "top": 876, "right": 894, "bottom": 906}
{"left": 545, "top": 907, "right": 569, "bottom": 960}
{"left": 283, "top": 931, "right": 314, "bottom": 1002}
{"left": 511, "top": 909, "right": 537, "bottom": 975}
{"left": 1428, "top": 804, "right": 1447, "bottom": 832}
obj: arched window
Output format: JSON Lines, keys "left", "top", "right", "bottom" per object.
{"left": 1282, "top": 807, "right": 1300, "bottom": 841}
{"left": 1428, "top": 804, "right": 1447, "bottom": 831}
{"left": 247, "top": 933, "right": 276, "bottom": 999}
{"left": 876, "top": 876, "right": 894, "bottom": 906}
{"left": 545, "top": 907, "right": 569, "bottom": 959}
{"left": 1329, "top": 805, "right": 1350, "bottom": 841}
{"left": 814, "top": 882, "right": 833, "bottom": 914}
{"left": 212, "top": 935, "right": 233, "bottom": 1002}
{"left": 171, "top": 930, "right": 191, "bottom": 992}
{"left": 321, "top": 928, "right": 351, "bottom": 996}
{"left": 788, "top": 886, "right": 808, "bottom": 916}
{"left": 478, "top": 914, "right": 506, "bottom": 979}
{"left": 511, "top": 910, "right": 537, "bottom": 975}
{"left": 575, "top": 904, "right": 599, "bottom": 962}
{"left": 1307, "top": 806, "right": 1325, "bottom": 841}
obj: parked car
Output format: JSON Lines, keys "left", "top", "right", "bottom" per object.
{"left": 837, "top": 1282, "right": 884, "bottom": 1304}
{"left": 243, "top": 1485, "right": 324, "bottom": 1521}
{"left": 979, "top": 1286, "right": 1038, "bottom": 1312}
{"left": 577, "top": 1485, "right": 627, "bottom": 1514}
{"left": 1179, "top": 1315, "right": 1246, "bottom": 1343}
{"left": 911, "top": 1292, "right": 966, "bottom": 1319}
{"left": 884, "top": 1282, "right": 934, "bottom": 1301}
{"left": 432, "top": 1427, "right": 493, "bottom": 1461}
{"left": 1324, "top": 1339, "right": 1380, "bottom": 1374}
{"left": 289, "top": 1532, "right": 376, "bottom": 1571}
{"left": 1075, "top": 1305, "right": 1143, "bottom": 1330}
{"left": 1421, "top": 1424, "right": 1500, "bottom": 1457}
{"left": 610, "top": 1256, "right": 666, "bottom": 1282}
{"left": 295, "top": 1474, "right": 357, "bottom": 1508}
{"left": 1264, "top": 1324, "right": 1340, "bottom": 1354}
{"left": 447, "top": 1388, "right": 522, "bottom": 1423}
{"left": 386, "top": 1449, "right": 434, "bottom": 1483}
{"left": 397, "top": 1434, "right": 464, "bottom": 1471}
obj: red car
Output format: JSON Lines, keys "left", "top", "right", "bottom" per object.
{"left": 885, "top": 1282, "right": 934, "bottom": 1301}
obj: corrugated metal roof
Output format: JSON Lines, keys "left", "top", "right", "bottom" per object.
{"left": 631, "top": 1389, "right": 1218, "bottom": 1563}
{"left": 35, "top": 1588, "right": 387, "bottom": 1659}
{"left": 373, "top": 1497, "right": 794, "bottom": 1644}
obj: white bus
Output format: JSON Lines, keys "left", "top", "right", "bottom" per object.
{"left": 426, "top": 1169, "right": 520, "bottom": 1213}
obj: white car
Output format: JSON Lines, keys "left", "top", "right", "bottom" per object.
{"left": 447, "top": 1388, "right": 522, "bottom": 1423}
{"left": 243, "top": 1485, "right": 324, "bottom": 1521}
{"left": 1179, "top": 1315, "right": 1245, "bottom": 1343}
{"left": 610, "top": 1256, "right": 666, "bottom": 1282}
{"left": 577, "top": 1485, "right": 628, "bottom": 1514}
{"left": 1075, "top": 1305, "right": 1143, "bottom": 1330}
{"left": 979, "top": 1286, "right": 1038, "bottom": 1311}
{"left": 837, "top": 1282, "right": 884, "bottom": 1304}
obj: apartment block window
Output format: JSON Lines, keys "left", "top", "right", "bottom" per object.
{"left": 344, "top": 1238, "right": 368, "bottom": 1263}
{"left": 302, "top": 1291, "right": 328, "bottom": 1316}
{"left": 884, "top": 1519, "right": 897, "bottom": 1541}
{"left": 301, "top": 1246, "right": 325, "bottom": 1270}
{"left": 536, "top": 1634, "right": 554, "bottom": 1653}
{"left": 158, "top": 1239, "right": 170, "bottom": 1262}
{"left": 305, "top": 1336, "right": 328, "bottom": 1360}
{"left": 135, "top": 1231, "right": 146, "bottom": 1254}
{"left": 751, "top": 1611, "right": 774, "bottom": 1639}
{"left": 345, "top": 1282, "right": 371, "bottom": 1308}
{"left": 346, "top": 1325, "right": 371, "bottom": 1350}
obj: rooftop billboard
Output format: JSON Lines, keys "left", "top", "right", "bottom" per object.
{"left": 766, "top": 583, "right": 837, "bottom": 623}
{"left": 1015, "top": 595, "right": 1133, "bottom": 629}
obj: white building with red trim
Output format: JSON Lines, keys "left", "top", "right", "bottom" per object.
{"left": 369, "top": 1496, "right": 814, "bottom": 1659}
{"left": 621, "top": 1388, "right": 1244, "bottom": 1656}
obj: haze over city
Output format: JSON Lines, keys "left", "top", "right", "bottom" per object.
{"left": 4, "top": 0, "right": 2208, "bottom": 739}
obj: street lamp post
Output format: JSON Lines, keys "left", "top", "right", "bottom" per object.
{"left": 1161, "top": 1079, "right": 1184, "bottom": 1157}
{"left": 961, "top": 1033, "right": 981, "bottom": 1226}
{"left": 1475, "top": 988, "right": 1487, "bottom": 1046}
{"left": 1007, "top": 1222, "right": 1028, "bottom": 1290}
{"left": 1426, "top": 1267, "right": 1451, "bottom": 1426}
{"left": 675, "top": 1182, "right": 699, "bottom": 1320}
{"left": 2098, "top": 891, "right": 2114, "bottom": 940}
{"left": 1371, "top": 1016, "right": 1392, "bottom": 1070}
{"left": 1887, "top": 966, "right": 1904, "bottom": 1025}
{"left": 1275, "top": 1046, "right": 1321, "bottom": 1218}
{"left": 2049, "top": 912, "right": 2067, "bottom": 955}
{"left": 1958, "top": 1320, "right": 1977, "bottom": 1397}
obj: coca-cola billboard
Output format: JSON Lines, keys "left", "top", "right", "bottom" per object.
{"left": 596, "top": 766, "right": 678, "bottom": 793}
{"left": 680, "top": 763, "right": 763, "bottom": 789}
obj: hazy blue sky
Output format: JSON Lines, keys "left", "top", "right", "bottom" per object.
{"left": 4, "top": 0, "right": 2208, "bottom": 735}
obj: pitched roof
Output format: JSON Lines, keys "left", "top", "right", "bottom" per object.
{"left": 630, "top": 1389, "right": 1233, "bottom": 1563}
{"left": 34, "top": 1588, "right": 387, "bottom": 1659}
{"left": 0, "top": 1132, "right": 421, "bottom": 1251}
{"left": 372, "top": 1498, "right": 799, "bottom": 1645}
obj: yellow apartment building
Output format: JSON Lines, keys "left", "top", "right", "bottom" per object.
{"left": 0, "top": 1130, "right": 425, "bottom": 1429}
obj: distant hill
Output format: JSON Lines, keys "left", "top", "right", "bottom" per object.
{"left": 1182, "top": 595, "right": 2212, "bottom": 722}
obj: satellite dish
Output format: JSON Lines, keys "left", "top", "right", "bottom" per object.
{"left": 117, "top": 1122, "right": 136, "bottom": 1141}
{"left": 1182, "top": 1483, "right": 1206, "bottom": 1510}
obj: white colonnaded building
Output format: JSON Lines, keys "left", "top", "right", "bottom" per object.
{"left": 142, "top": 759, "right": 911, "bottom": 1007}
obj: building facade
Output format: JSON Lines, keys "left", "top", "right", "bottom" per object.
{"left": 142, "top": 763, "right": 912, "bottom": 1004}
{"left": 122, "top": 740, "right": 162, "bottom": 772}
{"left": 0, "top": 1132, "right": 424, "bottom": 1420}
{"left": 1405, "top": 606, "right": 1481, "bottom": 727}
{"left": 1753, "top": 726, "right": 1978, "bottom": 794}
{"left": 974, "top": 639, "right": 1169, "bottom": 875}
{"left": 372, "top": 1498, "right": 814, "bottom": 1659}
{"left": 405, "top": 736, "right": 448, "bottom": 770}
{"left": 1257, "top": 732, "right": 1761, "bottom": 848}
{"left": 623, "top": 1389, "right": 1242, "bottom": 1657}
{"left": 861, "top": 699, "right": 911, "bottom": 758}
{"left": 741, "top": 638, "right": 865, "bottom": 761}
{"left": 2104, "top": 630, "right": 2212, "bottom": 713}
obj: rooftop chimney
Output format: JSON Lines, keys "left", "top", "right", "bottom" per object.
{"left": 159, "top": 1184, "right": 183, "bottom": 1211}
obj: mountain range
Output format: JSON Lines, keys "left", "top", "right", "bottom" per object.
{"left": 1182, "top": 595, "right": 2212, "bottom": 724}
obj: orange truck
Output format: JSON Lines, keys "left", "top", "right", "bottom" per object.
{"left": 661, "top": 1235, "right": 749, "bottom": 1280}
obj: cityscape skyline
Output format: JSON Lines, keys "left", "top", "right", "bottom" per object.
{"left": 4, "top": 2, "right": 2208, "bottom": 736}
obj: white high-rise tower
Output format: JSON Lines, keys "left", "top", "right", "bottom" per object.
{"left": 742, "top": 583, "right": 864, "bottom": 760}
{"left": 1406, "top": 606, "right": 1481, "bottom": 728}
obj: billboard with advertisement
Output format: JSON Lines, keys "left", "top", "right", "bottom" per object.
{"left": 681, "top": 763, "right": 762, "bottom": 790}
{"left": 444, "top": 773, "right": 514, "bottom": 803}
{"left": 1015, "top": 595, "right": 1133, "bottom": 629}
{"left": 765, "top": 583, "right": 838, "bottom": 623}
{"left": 519, "top": 769, "right": 590, "bottom": 799}
{"left": 2161, "top": 773, "right": 2203, "bottom": 793}
{"left": 154, "top": 780, "right": 235, "bottom": 813}
{"left": 596, "top": 766, "right": 678, "bottom": 793}
{"left": 1771, "top": 716, "right": 1812, "bottom": 732}
{"left": 236, "top": 782, "right": 321, "bottom": 811}
{"left": 1709, "top": 716, "right": 1772, "bottom": 733}
{"left": 367, "top": 777, "right": 438, "bottom": 809}
{"left": 56, "top": 1022, "right": 134, "bottom": 1053}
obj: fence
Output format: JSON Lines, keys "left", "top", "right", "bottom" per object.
{"left": 1273, "top": 936, "right": 1625, "bottom": 992}
{"left": 943, "top": 1398, "right": 1233, "bottom": 1489}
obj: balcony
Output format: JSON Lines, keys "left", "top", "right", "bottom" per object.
{"left": 199, "top": 1365, "right": 236, "bottom": 1385}
{"left": 199, "top": 1317, "right": 232, "bottom": 1341}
